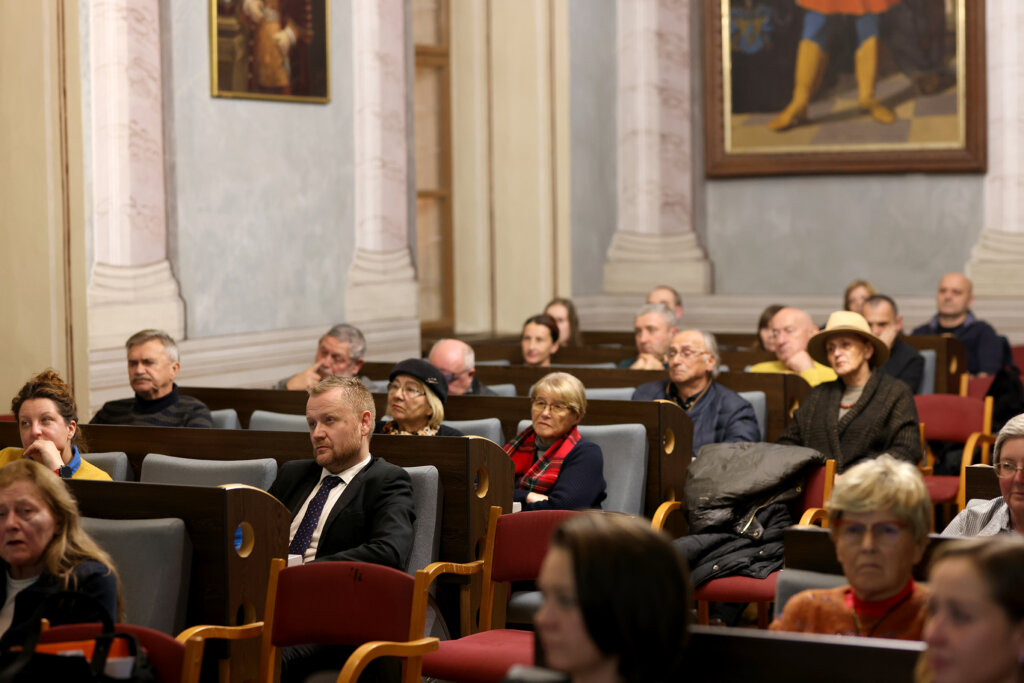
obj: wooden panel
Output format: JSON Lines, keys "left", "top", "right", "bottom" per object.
{"left": 904, "top": 335, "right": 967, "bottom": 395}
{"left": 964, "top": 464, "right": 1000, "bottom": 502}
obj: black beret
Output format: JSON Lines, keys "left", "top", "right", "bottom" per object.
{"left": 388, "top": 358, "right": 449, "bottom": 404}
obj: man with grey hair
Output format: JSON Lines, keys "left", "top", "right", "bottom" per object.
{"left": 91, "top": 329, "right": 212, "bottom": 427}
{"left": 632, "top": 330, "right": 759, "bottom": 454}
{"left": 276, "top": 324, "right": 370, "bottom": 391}
{"left": 427, "top": 338, "right": 496, "bottom": 396}
{"left": 618, "top": 303, "right": 679, "bottom": 370}
{"left": 647, "top": 285, "right": 684, "bottom": 321}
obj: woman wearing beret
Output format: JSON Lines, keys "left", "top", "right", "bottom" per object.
{"left": 375, "top": 359, "right": 464, "bottom": 437}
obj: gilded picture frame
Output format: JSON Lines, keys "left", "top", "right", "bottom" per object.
{"left": 704, "top": 0, "right": 985, "bottom": 177}
{"left": 210, "top": 0, "right": 330, "bottom": 103}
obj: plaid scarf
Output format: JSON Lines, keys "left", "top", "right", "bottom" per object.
{"left": 503, "top": 425, "right": 581, "bottom": 495}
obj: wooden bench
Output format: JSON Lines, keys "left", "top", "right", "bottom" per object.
{"left": 905, "top": 335, "right": 967, "bottom": 395}
{"left": 178, "top": 388, "right": 692, "bottom": 535}
{"left": 964, "top": 463, "right": 1000, "bottom": 502}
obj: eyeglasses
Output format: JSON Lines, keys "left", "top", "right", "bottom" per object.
{"left": 531, "top": 399, "right": 572, "bottom": 416}
{"left": 666, "top": 347, "right": 707, "bottom": 360}
{"left": 835, "top": 519, "right": 908, "bottom": 545}
{"left": 387, "top": 382, "right": 426, "bottom": 398}
{"left": 994, "top": 460, "right": 1024, "bottom": 478}
{"left": 440, "top": 369, "right": 469, "bottom": 383}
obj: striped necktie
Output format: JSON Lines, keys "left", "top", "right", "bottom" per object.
{"left": 288, "top": 475, "right": 343, "bottom": 557}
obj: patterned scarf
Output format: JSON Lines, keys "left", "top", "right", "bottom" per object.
{"left": 503, "top": 425, "right": 581, "bottom": 495}
{"left": 379, "top": 420, "right": 439, "bottom": 437}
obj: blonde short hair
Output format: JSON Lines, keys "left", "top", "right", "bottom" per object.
{"left": 310, "top": 376, "right": 376, "bottom": 425}
{"left": 826, "top": 454, "right": 931, "bottom": 542}
{"left": 530, "top": 372, "right": 586, "bottom": 418}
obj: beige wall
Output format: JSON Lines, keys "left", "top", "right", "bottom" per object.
{"left": 0, "top": 1, "right": 87, "bottom": 414}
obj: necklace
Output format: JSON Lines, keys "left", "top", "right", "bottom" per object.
{"left": 851, "top": 590, "right": 913, "bottom": 637}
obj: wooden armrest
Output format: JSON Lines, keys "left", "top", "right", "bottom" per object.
{"left": 651, "top": 500, "right": 682, "bottom": 532}
{"left": 799, "top": 507, "right": 829, "bottom": 527}
{"left": 416, "top": 560, "right": 485, "bottom": 590}
{"left": 337, "top": 637, "right": 439, "bottom": 683}
{"left": 918, "top": 465, "right": 934, "bottom": 476}
{"left": 176, "top": 622, "right": 264, "bottom": 644}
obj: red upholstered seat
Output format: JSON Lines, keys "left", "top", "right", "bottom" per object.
{"left": 694, "top": 572, "right": 779, "bottom": 603}
{"left": 924, "top": 475, "right": 960, "bottom": 503}
{"left": 39, "top": 623, "right": 192, "bottom": 683}
{"left": 421, "top": 629, "right": 535, "bottom": 683}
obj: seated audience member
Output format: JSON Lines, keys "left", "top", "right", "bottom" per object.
{"left": 776, "top": 311, "right": 920, "bottom": 473}
{"left": 919, "top": 536, "right": 1024, "bottom": 683}
{"left": 275, "top": 324, "right": 370, "bottom": 391}
{"left": 522, "top": 314, "right": 561, "bottom": 368}
{"left": 750, "top": 307, "right": 838, "bottom": 387}
{"left": 943, "top": 413, "right": 1024, "bottom": 536}
{"left": 545, "top": 298, "right": 583, "bottom": 348}
{"left": 269, "top": 376, "right": 415, "bottom": 682}
{"left": 755, "top": 304, "right": 785, "bottom": 352}
{"left": 617, "top": 304, "right": 678, "bottom": 370}
{"left": 911, "top": 272, "right": 1002, "bottom": 377}
{"left": 428, "top": 338, "right": 497, "bottom": 396}
{"left": 0, "top": 371, "right": 111, "bottom": 480}
{"left": 632, "top": 330, "right": 760, "bottom": 453}
{"left": 91, "top": 329, "right": 212, "bottom": 427}
{"left": 0, "top": 459, "right": 121, "bottom": 647}
{"left": 375, "top": 359, "right": 463, "bottom": 436}
{"left": 843, "top": 279, "right": 877, "bottom": 315}
{"left": 771, "top": 455, "right": 931, "bottom": 639}
{"left": 506, "top": 512, "right": 688, "bottom": 683}
{"left": 503, "top": 373, "right": 606, "bottom": 511}
{"left": 646, "top": 285, "right": 684, "bottom": 322}
{"left": 863, "top": 294, "right": 925, "bottom": 393}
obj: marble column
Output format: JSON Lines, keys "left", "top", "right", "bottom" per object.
{"left": 966, "top": 0, "right": 1024, "bottom": 296}
{"left": 345, "top": 0, "right": 418, "bottom": 322}
{"left": 604, "top": 0, "right": 710, "bottom": 295}
{"left": 86, "top": 0, "right": 184, "bottom": 349}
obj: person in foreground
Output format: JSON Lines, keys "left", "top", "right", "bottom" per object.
{"left": 943, "top": 413, "right": 1024, "bottom": 537}
{"left": 776, "top": 311, "right": 920, "bottom": 473}
{"left": 917, "top": 536, "right": 1024, "bottom": 683}
{"left": 0, "top": 371, "right": 111, "bottom": 480}
{"left": 375, "top": 359, "right": 463, "bottom": 436}
{"left": 771, "top": 454, "right": 931, "bottom": 639}
{"left": 0, "top": 459, "right": 121, "bottom": 647}
{"left": 504, "top": 512, "right": 689, "bottom": 683}
{"left": 503, "top": 373, "right": 606, "bottom": 511}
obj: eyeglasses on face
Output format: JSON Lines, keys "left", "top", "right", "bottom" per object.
{"left": 387, "top": 382, "right": 426, "bottom": 398}
{"left": 666, "top": 347, "right": 707, "bottom": 360}
{"left": 835, "top": 519, "right": 908, "bottom": 545}
{"left": 994, "top": 460, "right": 1024, "bottom": 478}
{"left": 440, "top": 369, "right": 469, "bottom": 383}
{"left": 531, "top": 399, "right": 572, "bottom": 416}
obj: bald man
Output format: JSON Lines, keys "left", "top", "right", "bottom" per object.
{"left": 427, "top": 339, "right": 496, "bottom": 396}
{"left": 749, "top": 308, "right": 838, "bottom": 387}
{"left": 911, "top": 273, "right": 1003, "bottom": 377}
{"left": 632, "top": 330, "right": 760, "bottom": 454}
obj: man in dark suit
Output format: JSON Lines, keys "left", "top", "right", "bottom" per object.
{"left": 863, "top": 295, "right": 925, "bottom": 394}
{"left": 269, "top": 375, "right": 415, "bottom": 569}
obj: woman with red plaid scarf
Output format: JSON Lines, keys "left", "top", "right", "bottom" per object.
{"left": 503, "top": 373, "right": 607, "bottom": 511}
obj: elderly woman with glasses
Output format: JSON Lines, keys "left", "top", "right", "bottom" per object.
{"left": 770, "top": 454, "right": 932, "bottom": 639}
{"left": 374, "top": 359, "right": 464, "bottom": 437}
{"left": 503, "top": 373, "right": 606, "bottom": 512}
{"left": 943, "top": 413, "right": 1024, "bottom": 537}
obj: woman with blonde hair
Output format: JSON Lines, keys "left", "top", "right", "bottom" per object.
{"left": 503, "top": 373, "right": 606, "bottom": 511}
{"left": 375, "top": 359, "right": 464, "bottom": 436}
{"left": 0, "top": 459, "right": 121, "bottom": 646}
{"left": 844, "top": 279, "right": 878, "bottom": 314}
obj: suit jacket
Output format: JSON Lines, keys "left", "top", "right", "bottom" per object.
{"left": 776, "top": 370, "right": 920, "bottom": 473}
{"left": 881, "top": 338, "right": 924, "bottom": 393}
{"left": 632, "top": 379, "right": 760, "bottom": 454}
{"left": 269, "top": 456, "right": 415, "bottom": 571}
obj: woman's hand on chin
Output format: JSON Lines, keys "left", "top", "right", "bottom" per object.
{"left": 22, "top": 439, "right": 64, "bottom": 470}
{"left": 526, "top": 492, "right": 549, "bottom": 504}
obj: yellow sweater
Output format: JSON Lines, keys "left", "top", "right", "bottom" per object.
{"left": 0, "top": 447, "right": 113, "bottom": 481}
{"left": 748, "top": 359, "right": 838, "bottom": 387}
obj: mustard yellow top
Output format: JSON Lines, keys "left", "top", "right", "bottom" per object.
{"left": 748, "top": 360, "right": 838, "bottom": 387}
{"left": 0, "top": 447, "right": 113, "bottom": 481}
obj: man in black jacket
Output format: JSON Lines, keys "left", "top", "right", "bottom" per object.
{"left": 863, "top": 295, "right": 924, "bottom": 393}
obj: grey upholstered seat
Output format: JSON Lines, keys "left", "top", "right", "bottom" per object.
{"left": 584, "top": 386, "right": 635, "bottom": 401}
{"left": 487, "top": 383, "right": 517, "bottom": 397}
{"left": 367, "top": 379, "right": 391, "bottom": 393}
{"left": 918, "top": 349, "right": 937, "bottom": 394}
{"left": 550, "top": 362, "right": 616, "bottom": 369}
{"left": 140, "top": 453, "right": 278, "bottom": 490}
{"left": 210, "top": 408, "right": 242, "bottom": 429}
{"left": 81, "top": 517, "right": 192, "bottom": 634}
{"left": 441, "top": 418, "right": 504, "bottom": 444}
{"left": 738, "top": 390, "right": 767, "bottom": 441}
{"left": 403, "top": 465, "right": 447, "bottom": 638}
{"left": 773, "top": 568, "right": 847, "bottom": 619}
{"left": 249, "top": 409, "right": 308, "bottom": 432}
{"left": 82, "top": 452, "right": 131, "bottom": 481}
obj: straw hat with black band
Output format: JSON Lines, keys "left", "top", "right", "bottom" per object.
{"left": 806, "top": 311, "right": 890, "bottom": 369}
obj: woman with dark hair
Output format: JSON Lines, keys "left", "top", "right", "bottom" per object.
{"left": 755, "top": 304, "right": 785, "bottom": 352}
{"left": 0, "top": 370, "right": 111, "bottom": 480}
{"left": 0, "top": 459, "right": 121, "bottom": 647}
{"left": 918, "top": 536, "right": 1024, "bottom": 683}
{"left": 521, "top": 314, "right": 561, "bottom": 368}
{"left": 513, "top": 512, "right": 689, "bottom": 682}
{"left": 545, "top": 298, "right": 582, "bottom": 348}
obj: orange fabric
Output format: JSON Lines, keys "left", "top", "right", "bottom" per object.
{"left": 770, "top": 584, "right": 929, "bottom": 640}
{"left": 797, "top": 0, "right": 900, "bottom": 14}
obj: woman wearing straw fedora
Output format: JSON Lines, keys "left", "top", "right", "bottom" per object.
{"left": 777, "top": 311, "right": 921, "bottom": 474}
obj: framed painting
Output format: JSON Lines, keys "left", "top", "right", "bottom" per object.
{"left": 704, "top": 0, "right": 985, "bottom": 177}
{"left": 210, "top": 0, "right": 330, "bottom": 103}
